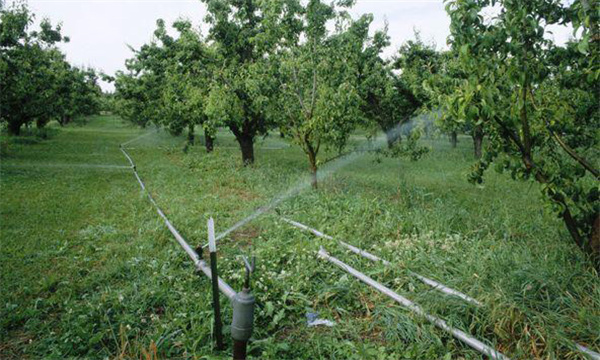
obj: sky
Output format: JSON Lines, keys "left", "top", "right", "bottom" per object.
{"left": 12, "top": 0, "right": 572, "bottom": 92}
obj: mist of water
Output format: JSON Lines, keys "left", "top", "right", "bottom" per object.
{"left": 1, "top": 163, "right": 132, "bottom": 170}
{"left": 121, "top": 129, "right": 159, "bottom": 147}
{"left": 211, "top": 117, "right": 423, "bottom": 245}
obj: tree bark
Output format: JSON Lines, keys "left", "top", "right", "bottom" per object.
{"left": 230, "top": 120, "right": 256, "bottom": 166}
{"left": 187, "top": 123, "right": 195, "bottom": 146}
{"left": 385, "top": 130, "right": 397, "bottom": 149}
{"left": 36, "top": 118, "right": 46, "bottom": 129}
{"left": 8, "top": 121, "right": 22, "bottom": 136}
{"left": 204, "top": 128, "right": 214, "bottom": 153}
{"left": 237, "top": 134, "right": 254, "bottom": 165}
{"left": 473, "top": 125, "right": 483, "bottom": 159}
{"left": 307, "top": 148, "right": 318, "bottom": 189}
{"left": 450, "top": 131, "right": 458, "bottom": 148}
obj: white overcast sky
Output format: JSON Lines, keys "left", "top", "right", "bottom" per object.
{"left": 12, "top": 0, "right": 572, "bottom": 92}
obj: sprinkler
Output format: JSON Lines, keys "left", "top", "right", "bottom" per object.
{"left": 231, "top": 256, "right": 256, "bottom": 360}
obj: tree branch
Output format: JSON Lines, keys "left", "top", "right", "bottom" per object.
{"left": 322, "top": 150, "right": 351, "bottom": 165}
{"left": 528, "top": 88, "right": 599, "bottom": 179}
{"left": 546, "top": 120, "right": 600, "bottom": 180}
{"left": 291, "top": 65, "right": 307, "bottom": 113}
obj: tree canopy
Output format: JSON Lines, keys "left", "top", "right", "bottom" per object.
{"left": 442, "top": 0, "right": 599, "bottom": 264}
{"left": 0, "top": 3, "right": 101, "bottom": 135}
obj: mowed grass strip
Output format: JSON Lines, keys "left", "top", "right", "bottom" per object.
{"left": 1, "top": 115, "right": 598, "bottom": 359}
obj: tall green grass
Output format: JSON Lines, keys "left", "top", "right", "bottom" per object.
{"left": 1, "top": 115, "right": 597, "bottom": 359}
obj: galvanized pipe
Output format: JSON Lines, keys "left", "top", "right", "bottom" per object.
{"left": 296, "top": 219, "right": 597, "bottom": 359}
{"left": 281, "top": 217, "right": 481, "bottom": 306}
{"left": 576, "top": 343, "right": 600, "bottom": 360}
{"left": 339, "top": 240, "right": 481, "bottom": 306}
{"left": 318, "top": 247, "right": 511, "bottom": 360}
{"left": 119, "top": 146, "right": 135, "bottom": 167}
{"left": 196, "top": 259, "right": 236, "bottom": 300}
{"left": 120, "top": 145, "right": 236, "bottom": 300}
{"left": 233, "top": 340, "right": 248, "bottom": 360}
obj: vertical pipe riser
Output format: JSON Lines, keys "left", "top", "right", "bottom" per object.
{"left": 210, "top": 252, "right": 225, "bottom": 350}
{"left": 233, "top": 340, "right": 248, "bottom": 360}
{"left": 231, "top": 289, "right": 255, "bottom": 360}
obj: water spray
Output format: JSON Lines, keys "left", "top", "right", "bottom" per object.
{"left": 120, "top": 129, "right": 158, "bottom": 147}
{"left": 0, "top": 163, "right": 132, "bottom": 170}
{"left": 209, "top": 119, "right": 421, "bottom": 246}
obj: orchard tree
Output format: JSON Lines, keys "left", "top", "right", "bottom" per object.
{"left": 54, "top": 65, "right": 102, "bottom": 126}
{"left": 113, "top": 71, "right": 154, "bottom": 128}
{"left": 392, "top": 37, "right": 453, "bottom": 149}
{"left": 444, "top": 0, "right": 599, "bottom": 265}
{"left": 201, "top": 0, "right": 283, "bottom": 165}
{"left": 156, "top": 19, "right": 216, "bottom": 152}
{"left": 0, "top": 3, "right": 70, "bottom": 134}
{"left": 114, "top": 22, "right": 172, "bottom": 129}
{"left": 115, "top": 19, "right": 217, "bottom": 152}
{"left": 426, "top": 51, "right": 487, "bottom": 157}
{"left": 275, "top": 0, "right": 370, "bottom": 188}
{"left": 359, "top": 30, "right": 422, "bottom": 149}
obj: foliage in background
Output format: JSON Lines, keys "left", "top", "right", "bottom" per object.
{"left": 275, "top": 0, "right": 369, "bottom": 188}
{"left": 201, "top": 0, "right": 285, "bottom": 165}
{"left": 359, "top": 27, "right": 417, "bottom": 149}
{"left": 0, "top": 2, "right": 101, "bottom": 135}
{"left": 113, "top": 0, "right": 434, "bottom": 172}
{"left": 113, "top": 24, "right": 169, "bottom": 130}
{"left": 156, "top": 19, "right": 216, "bottom": 152}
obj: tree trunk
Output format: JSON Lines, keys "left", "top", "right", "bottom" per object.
{"left": 8, "top": 121, "right": 22, "bottom": 136}
{"left": 307, "top": 148, "right": 318, "bottom": 189}
{"left": 204, "top": 128, "right": 214, "bottom": 153}
{"left": 187, "top": 123, "right": 195, "bottom": 146}
{"left": 237, "top": 134, "right": 254, "bottom": 165}
{"left": 524, "top": 154, "right": 600, "bottom": 270}
{"left": 473, "top": 125, "right": 483, "bottom": 159}
{"left": 60, "top": 116, "right": 72, "bottom": 126}
{"left": 450, "top": 131, "right": 458, "bottom": 148}
{"left": 36, "top": 118, "right": 46, "bottom": 129}
{"left": 385, "top": 130, "right": 397, "bottom": 149}
{"left": 230, "top": 122, "right": 256, "bottom": 166}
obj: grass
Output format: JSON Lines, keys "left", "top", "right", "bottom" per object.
{"left": 1, "top": 115, "right": 598, "bottom": 359}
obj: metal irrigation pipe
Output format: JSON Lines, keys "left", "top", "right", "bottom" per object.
{"left": 122, "top": 143, "right": 260, "bottom": 359}
{"left": 317, "top": 247, "right": 511, "bottom": 360}
{"left": 286, "top": 217, "right": 600, "bottom": 359}
{"left": 281, "top": 217, "right": 481, "bottom": 306}
{"left": 119, "top": 145, "right": 236, "bottom": 300}
{"left": 117, "top": 141, "right": 598, "bottom": 359}
{"left": 576, "top": 344, "right": 600, "bottom": 360}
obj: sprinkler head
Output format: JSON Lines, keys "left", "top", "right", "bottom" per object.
{"left": 241, "top": 256, "right": 255, "bottom": 290}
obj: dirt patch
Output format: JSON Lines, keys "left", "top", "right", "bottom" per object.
{"left": 228, "top": 225, "right": 260, "bottom": 248}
